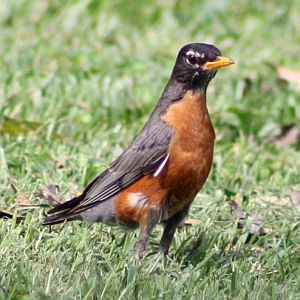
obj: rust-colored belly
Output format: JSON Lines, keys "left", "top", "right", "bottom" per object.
{"left": 115, "top": 90, "right": 215, "bottom": 224}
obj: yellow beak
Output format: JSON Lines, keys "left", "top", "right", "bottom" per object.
{"left": 203, "top": 56, "right": 235, "bottom": 69}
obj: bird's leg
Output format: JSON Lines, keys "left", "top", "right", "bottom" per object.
{"left": 134, "top": 206, "right": 162, "bottom": 259}
{"left": 159, "top": 204, "right": 191, "bottom": 256}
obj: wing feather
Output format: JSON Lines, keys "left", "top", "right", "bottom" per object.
{"left": 45, "top": 117, "right": 174, "bottom": 219}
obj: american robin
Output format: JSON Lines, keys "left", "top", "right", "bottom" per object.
{"left": 44, "top": 43, "right": 234, "bottom": 258}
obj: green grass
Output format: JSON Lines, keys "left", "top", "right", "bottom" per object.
{"left": 1, "top": 0, "right": 300, "bottom": 299}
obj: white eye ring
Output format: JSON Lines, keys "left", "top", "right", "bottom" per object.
{"left": 186, "top": 51, "right": 205, "bottom": 58}
{"left": 185, "top": 50, "right": 205, "bottom": 67}
{"left": 186, "top": 51, "right": 197, "bottom": 66}
{"left": 186, "top": 50, "right": 196, "bottom": 57}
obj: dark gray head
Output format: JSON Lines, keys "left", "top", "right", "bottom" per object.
{"left": 171, "top": 43, "right": 234, "bottom": 91}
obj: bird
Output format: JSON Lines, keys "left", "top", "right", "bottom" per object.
{"left": 44, "top": 43, "right": 234, "bottom": 259}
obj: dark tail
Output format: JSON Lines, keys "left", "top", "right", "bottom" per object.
{"left": 43, "top": 194, "right": 84, "bottom": 225}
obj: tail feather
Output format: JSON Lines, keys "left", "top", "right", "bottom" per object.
{"left": 43, "top": 212, "right": 81, "bottom": 225}
{"left": 47, "top": 194, "right": 84, "bottom": 214}
{"left": 43, "top": 194, "right": 85, "bottom": 225}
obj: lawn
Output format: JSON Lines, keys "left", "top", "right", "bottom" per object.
{"left": 1, "top": 0, "right": 300, "bottom": 299}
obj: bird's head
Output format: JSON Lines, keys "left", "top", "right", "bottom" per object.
{"left": 172, "top": 43, "right": 234, "bottom": 91}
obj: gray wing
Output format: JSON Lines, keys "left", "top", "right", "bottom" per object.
{"left": 47, "top": 118, "right": 174, "bottom": 216}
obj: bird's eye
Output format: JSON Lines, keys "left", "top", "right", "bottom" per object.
{"left": 186, "top": 51, "right": 198, "bottom": 66}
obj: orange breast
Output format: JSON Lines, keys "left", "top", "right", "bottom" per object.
{"left": 115, "top": 90, "right": 215, "bottom": 226}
